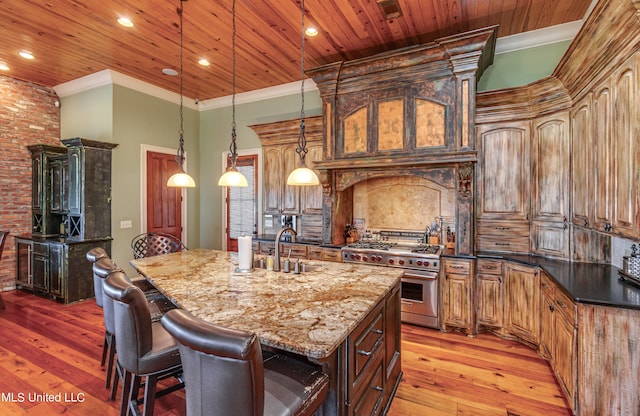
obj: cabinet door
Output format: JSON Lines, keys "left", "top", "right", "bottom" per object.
{"left": 31, "top": 155, "right": 44, "bottom": 212}
{"left": 476, "top": 274, "right": 503, "bottom": 328}
{"left": 476, "top": 122, "right": 531, "bottom": 221}
{"left": 532, "top": 113, "right": 569, "bottom": 223}
{"left": 49, "top": 157, "right": 68, "bottom": 214}
{"left": 505, "top": 264, "right": 540, "bottom": 345}
{"left": 16, "top": 240, "right": 33, "bottom": 288}
{"left": 571, "top": 95, "right": 592, "bottom": 228}
{"left": 531, "top": 221, "right": 569, "bottom": 258}
{"left": 67, "top": 147, "right": 82, "bottom": 214}
{"left": 48, "top": 245, "right": 65, "bottom": 298}
{"left": 281, "top": 146, "right": 300, "bottom": 214}
{"left": 443, "top": 273, "right": 472, "bottom": 328}
{"left": 32, "top": 254, "right": 48, "bottom": 292}
{"left": 263, "top": 147, "right": 282, "bottom": 214}
{"left": 540, "top": 290, "right": 554, "bottom": 359}
{"left": 554, "top": 314, "right": 576, "bottom": 409}
{"left": 592, "top": 82, "right": 612, "bottom": 231}
{"left": 611, "top": 59, "right": 638, "bottom": 237}
{"left": 301, "top": 144, "right": 323, "bottom": 214}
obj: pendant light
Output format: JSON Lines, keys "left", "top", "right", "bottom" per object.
{"left": 286, "top": 0, "right": 320, "bottom": 186}
{"left": 167, "top": 0, "right": 196, "bottom": 188}
{"left": 218, "top": 0, "right": 248, "bottom": 187}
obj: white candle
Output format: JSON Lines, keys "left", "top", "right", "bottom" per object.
{"left": 238, "top": 235, "right": 253, "bottom": 271}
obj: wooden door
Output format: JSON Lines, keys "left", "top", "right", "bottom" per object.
{"left": 146, "top": 151, "right": 182, "bottom": 239}
{"left": 225, "top": 154, "right": 258, "bottom": 252}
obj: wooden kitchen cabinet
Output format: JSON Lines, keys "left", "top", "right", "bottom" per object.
{"left": 539, "top": 272, "right": 576, "bottom": 413}
{"left": 28, "top": 144, "right": 68, "bottom": 237}
{"left": 442, "top": 258, "right": 474, "bottom": 335}
{"left": 531, "top": 112, "right": 570, "bottom": 258}
{"left": 263, "top": 145, "right": 299, "bottom": 215}
{"left": 610, "top": 56, "right": 639, "bottom": 238}
{"left": 504, "top": 263, "right": 540, "bottom": 346}
{"left": 592, "top": 82, "right": 612, "bottom": 232}
{"left": 251, "top": 116, "right": 323, "bottom": 217}
{"left": 476, "top": 122, "right": 531, "bottom": 254}
{"left": 475, "top": 258, "right": 504, "bottom": 331}
{"left": 571, "top": 95, "right": 592, "bottom": 229}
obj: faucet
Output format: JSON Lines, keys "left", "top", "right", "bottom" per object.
{"left": 274, "top": 226, "right": 297, "bottom": 272}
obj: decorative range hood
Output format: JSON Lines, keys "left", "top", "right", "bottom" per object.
{"left": 307, "top": 26, "right": 498, "bottom": 254}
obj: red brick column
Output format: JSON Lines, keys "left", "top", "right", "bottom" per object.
{"left": 0, "top": 76, "right": 61, "bottom": 290}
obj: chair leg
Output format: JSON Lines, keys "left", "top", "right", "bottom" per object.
{"left": 100, "top": 331, "right": 109, "bottom": 367}
{"left": 105, "top": 333, "right": 116, "bottom": 389}
{"left": 120, "top": 370, "right": 133, "bottom": 416}
{"left": 142, "top": 374, "right": 159, "bottom": 416}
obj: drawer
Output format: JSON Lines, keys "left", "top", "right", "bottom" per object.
{"left": 348, "top": 304, "right": 384, "bottom": 396}
{"left": 554, "top": 288, "right": 576, "bottom": 325}
{"left": 477, "top": 220, "right": 530, "bottom": 236}
{"left": 308, "top": 246, "right": 323, "bottom": 260}
{"left": 476, "top": 237, "right": 530, "bottom": 253}
{"left": 476, "top": 259, "right": 503, "bottom": 275}
{"left": 259, "top": 242, "right": 275, "bottom": 255}
{"left": 322, "top": 248, "right": 342, "bottom": 262}
{"left": 540, "top": 272, "right": 555, "bottom": 296}
{"left": 350, "top": 358, "right": 384, "bottom": 416}
{"left": 444, "top": 259, "right": 471, "bottom": 275}
{"left": 279, "top": 243, "right": 307, "bottom": 259}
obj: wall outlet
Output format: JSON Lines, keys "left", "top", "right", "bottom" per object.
{"left": 120, "top": 220, "right": 132, "bottom": 229}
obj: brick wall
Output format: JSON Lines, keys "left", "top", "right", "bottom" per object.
{"left": 0, "top": 75, "right": 61, "bottom": 291}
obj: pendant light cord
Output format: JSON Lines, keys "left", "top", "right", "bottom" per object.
{"left": 228, "top": 0, "right": 239, "bottom": 169}
{"left": 177, "top": 1, "right": 186, "bottom": 172}
{"left": 297, "top": 0, "right": 308, "bottom": 165}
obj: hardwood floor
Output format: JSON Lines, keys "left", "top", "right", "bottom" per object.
{"left": 0, "top": 290, "right": 570, "bottom": 415}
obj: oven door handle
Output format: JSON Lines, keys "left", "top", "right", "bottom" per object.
{"left": 403, "top": 272, "right": 438, "bottom": 280}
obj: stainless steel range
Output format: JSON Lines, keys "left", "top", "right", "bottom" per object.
{"left": 342, "top": 231, "right": 441, "bottom": 328}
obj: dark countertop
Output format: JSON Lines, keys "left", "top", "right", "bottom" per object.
{"left": 14, "top": 234, "right": 112, "bottom": 245}
{"left": 478, "top": 253, "right": 640, "bottom": 310}
{"left": 253, "top": 234, "right": 341, "bottom": 249}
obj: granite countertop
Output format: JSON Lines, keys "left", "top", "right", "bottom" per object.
{"left": 478, "top": 253, "right": 640, "bottom": 310}
{"left": 14, "top": 234, "right": 112, "bottom": 244}
{"left": 130, "top": 249, "right": 402, "bottom": 359}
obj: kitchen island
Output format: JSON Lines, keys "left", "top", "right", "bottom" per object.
{"left": 130, "top": 248, "right": 403, "bottom": 415}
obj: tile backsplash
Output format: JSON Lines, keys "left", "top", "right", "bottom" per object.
{"left": 352, "top": 176, "right": 455, "bottom": 232}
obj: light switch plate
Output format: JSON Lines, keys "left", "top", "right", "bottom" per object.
{"left": 120, "top": 220, "right": 132, "bottom": 229}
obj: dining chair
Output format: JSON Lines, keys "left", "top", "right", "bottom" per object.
{"left": 161, "top": 308, "right": 329, "bottom": 416}
{"left": 0, "top": 231, "right": 9, "bottom": 310}
{"left": 131, "top": 232, "right": 188, "bottom": 260}
{"left": 86, "top": 247, "right": 113, "bottom": 384}
{"left": 103, "top": 270, "right": 184, "bottom": 416}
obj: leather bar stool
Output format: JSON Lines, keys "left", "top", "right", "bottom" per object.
{"left": 103, "top": 271, "right": 183, "bottom": 416}
{"left": 161, "top": 308, "right": 329, "bottom": 416}
{"left": 86, "top": 247, "right": 110, "bottom": 372}
{"left": 92, "top": 256, "right": 122, "bottom": 396}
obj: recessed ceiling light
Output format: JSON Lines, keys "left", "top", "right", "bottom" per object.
{"left": 117, "top": 17, "right": 134, "bottom": 28}
{"left": 19, "top": 50, "right": 34, "bottom": 60}
{"left": 0, "top": 62, "right": 9, "bottom": 71}
{"left": 162, "top": 68, "right": 178, "bottom": 76}
{"left": 198, "top": 58, "right": 210, "bottom": 66}
{"left": 305, "top": 27, "right": 319, "bottom": 37}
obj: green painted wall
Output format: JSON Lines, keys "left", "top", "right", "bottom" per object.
{"left": 59, "top": 41, "right": 567, "bottom": 258}
{"left": 477, "top": 40, "right": 572, "bottom": 91}
{"left": 61, "top": 84, "right": 199, "bottom": 275}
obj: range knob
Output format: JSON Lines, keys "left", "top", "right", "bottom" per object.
{"left": 362, "top": 256, "right": 368, "bottom": 262}
{"left": 388, "top": 259, "right": 394, "bottom": 264}
{"left": 423, "top": 261, "right": 429, "bottom": 267}
{"left": 398, "top": 259, "right": 405, "bottom": 265}
{"left": 356, "top": 254, "right": 361, "bottom": 260}
{"left": 416, "top": 260, "right": 423, "bottom": 266}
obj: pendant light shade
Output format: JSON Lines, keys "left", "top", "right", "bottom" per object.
{"left": 218, "top": 0, "right": 248, "bottom": 188}
{"left": 167, "top": 0, "right": 196, "bottom": 188}
{"left": 287, "top": 0, "right": 320, "bottom": 187}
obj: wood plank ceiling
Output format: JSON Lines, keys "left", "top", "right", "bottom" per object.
{"left": 0, "top": 0, "right": 592, "bottom": 101}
